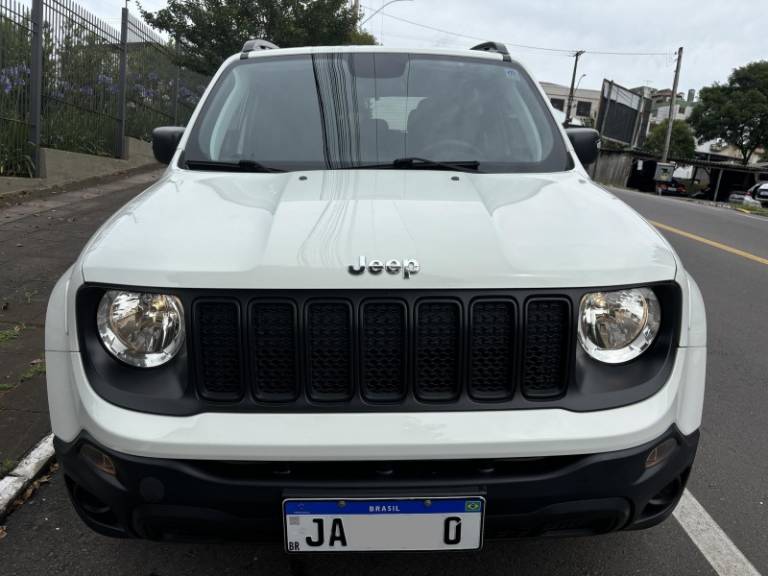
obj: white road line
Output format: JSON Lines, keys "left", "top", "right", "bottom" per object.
{"left": 674, "top": 489, "right": 762, "bottom": 576}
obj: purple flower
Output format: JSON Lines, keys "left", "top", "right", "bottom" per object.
{"left": 148, "top": 72, "right": 159, "bottom": 81}
{"left": 97, "top": 74, "right": 113, "bottom": 86}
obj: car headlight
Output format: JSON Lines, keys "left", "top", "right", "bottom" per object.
{"left": 97, "top": 290, "right": 185, "bottom": 368}
{"left": 578, "top": 287, "right": 661, "bottom": 364}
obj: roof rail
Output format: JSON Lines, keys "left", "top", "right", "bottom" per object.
{"left": 471, "top": 42, "right": 511, "bottom": 62}
{"left": 241, "top": 39, "right": 280, "bottom": 58}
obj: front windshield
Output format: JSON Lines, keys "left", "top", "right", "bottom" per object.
{"left": 183, "top": 52, "right": 571, "bottom": 173}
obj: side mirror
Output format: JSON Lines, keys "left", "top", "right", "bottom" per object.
{"left": 566, "top": 128, "right": 600, "bottom": 166}
{"left": 152, "top": 126, "right": 185, "bottom": 165}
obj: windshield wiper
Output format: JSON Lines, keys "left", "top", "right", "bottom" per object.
{"left": 355, "top": 157, "right": 481, "bottom": 172}
{"left": 184, "top": 159, "right": 285, "bottom": 173}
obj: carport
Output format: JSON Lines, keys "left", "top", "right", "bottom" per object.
{"left": 626, "top": 154, "right": 768, "bottom": 200}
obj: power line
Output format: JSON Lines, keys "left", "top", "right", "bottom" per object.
{"left": 360, "top": 4, "right": 674, "bottom": 58}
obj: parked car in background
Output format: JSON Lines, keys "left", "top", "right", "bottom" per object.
{"left": 728, "top": 188, "right": 762, "bottom": 207}
{"left": 655, "top": 179, "right": 688, "bottom": 196}
{"left": 747, "top": 182, "right": 768, "bottom": 207}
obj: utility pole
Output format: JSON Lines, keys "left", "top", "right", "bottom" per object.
{"left": 353, "top": 0, "right": 360, "bottom": 17}
{"left": 565, "top": 50, "right": 585, "bottom": 126}
{"left": 661, "top": 47, "right": 683, "bottom": 163}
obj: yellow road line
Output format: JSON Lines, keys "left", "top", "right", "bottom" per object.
{"left": 651, "top": 220, "right": 768, "bottom": 266}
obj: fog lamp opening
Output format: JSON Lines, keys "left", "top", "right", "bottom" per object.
{"left": 80, "top": 443, "right": 117, "bottom": 476}
{"left": 645, "top": 438, "right": 677, "bottom": 469}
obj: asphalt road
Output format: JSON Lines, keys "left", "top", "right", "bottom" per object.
{"left": 611, "top": 188, "right": 768, "bottom": 573}
{"left": 1, "top": 184, "right": 766, "bottom": 576}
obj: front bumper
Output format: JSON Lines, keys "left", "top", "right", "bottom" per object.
{"left": 46, "top": 344, "right": 706, "bottom": 461}
{"left": 56, "top": 426, "right": 698, "bottom": 542}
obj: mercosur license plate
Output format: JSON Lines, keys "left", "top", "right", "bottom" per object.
{"left": 283, "top": 497, "right": 484, "bottom": 553}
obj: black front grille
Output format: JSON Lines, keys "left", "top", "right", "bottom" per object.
{"left": 249, "top": 302, "right": 298, "bottom": 402}
{"left": 360, "top": 301, "right": 407, "bottom": 402}
{"left": 306, "top": 302, "right": 353, "bottom": 401}
{"left": 192, "top": 292, "right": 573, "bottom": 409}
{"left": 522, "top": 299, "right": 571, "bottom": 398}
{"left": 469, "top": 300, "right": 516, "bottom": 400}
{"left": 194, "top": 301, "right": 243, "bottom": 400}
{"left": 414, "top": 301, "right": 461, "bottom": 401}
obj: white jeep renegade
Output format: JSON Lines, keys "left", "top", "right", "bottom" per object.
{"left": 45, "top": 41, "right": 706, "bottom": 551}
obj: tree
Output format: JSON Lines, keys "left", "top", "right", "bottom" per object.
{"left": 689, "top": 61, "right": 768, "bottom": 165}
{"left": 139, "top": 0, "right": 376, "bottom": 76}
{"left": 644, "top": 119, "right": 695, "bottom": 160}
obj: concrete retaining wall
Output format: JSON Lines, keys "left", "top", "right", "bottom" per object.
{"left": 0, "top": 138, "right": 159, "bottom": 198}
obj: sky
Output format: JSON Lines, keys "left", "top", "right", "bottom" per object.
{"left": 75, "top": 0, "right": 766, "bottom": 94}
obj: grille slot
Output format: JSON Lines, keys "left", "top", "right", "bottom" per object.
{"left": 522, "top": 299, "right": 570, "bottom": 398}
{"left": 360, "top": 301, "right": 407, "bottom": 402}
{"left": 469, "top": 300, "right": 516, "bottom": 400}
{"left": 249, "top": 302, "right": 299, "bottom": 401}
{"left": 414, "top": 301, "right": 462, "bottom": 401}
{"left": 194, "top": 300, "right": 243, "bottom": 400}
{"left": 306, "top": 301, "right": 353, "bottom": 401}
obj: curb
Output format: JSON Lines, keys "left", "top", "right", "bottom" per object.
{"left": 0, "top": 162, "right": 161, "bottom": 202}
{"left": 0, "top": 434, "right": 55, "bottom": 520}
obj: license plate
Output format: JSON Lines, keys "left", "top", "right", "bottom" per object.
{"left": 283, "top": 497, "right": 485, "bottom": 553}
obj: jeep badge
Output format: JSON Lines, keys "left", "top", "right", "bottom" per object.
{"left": 348, "top": 256, "right": 420, "bottom": 279}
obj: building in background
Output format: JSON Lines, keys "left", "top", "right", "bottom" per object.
{"left": 540, "top": 81, "right": 601, "bottom": 126}
{"left": 630, "top": 87, "right": 698, "bottom": 136}
{"left": 630, "top": 85, "right": 656, "bottom": 100}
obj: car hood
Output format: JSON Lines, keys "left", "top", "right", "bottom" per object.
{"left": 80, "top": 169, "right": 678, "bottom": 289}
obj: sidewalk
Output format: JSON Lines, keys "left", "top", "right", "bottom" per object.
{"left": 0, "top": 168, "right": 164, "bottom": 477}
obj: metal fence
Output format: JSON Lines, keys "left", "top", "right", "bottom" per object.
{"left": 0, "top": 0, "right": 34, "bottom": 176}
{"left": 41, "top": 0, "right": 122, "bottom": 158}
{"left": 0, "top": 0, "right": 210, "bottom": 177}
{"left": 125, "top": 13, "right": 207, "bottom": 142}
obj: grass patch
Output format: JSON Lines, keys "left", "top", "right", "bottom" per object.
{"left": 0, "top": 359, "right": 45, "bottom": 393}
{"left": 19, "top": 362, "right": 46, "bottom": 383}
{"left": 0, "top": 324, "right": 24, "bottom": 344}
{"left": 0, "top": 458, "right": 17, "bottom": 479}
